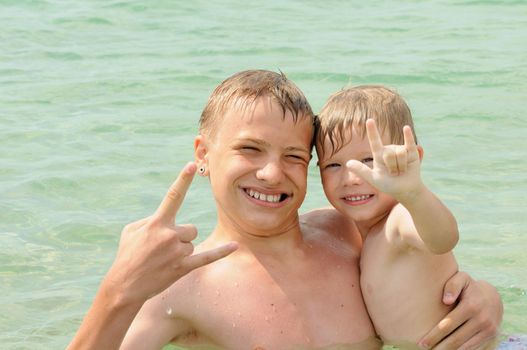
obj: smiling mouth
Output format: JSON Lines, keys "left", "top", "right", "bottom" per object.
{"left": 344, "top": 194, "right": 373, "bottom": 202}
{"left": 244, "top": 188, "right": 289, "bottom": 203}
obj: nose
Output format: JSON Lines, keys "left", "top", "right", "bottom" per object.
{"left": 344, "top": 169, "right": 363, "bottom": 186}
{"left": 256, "top": 159, "right": 285, "bottom": 185}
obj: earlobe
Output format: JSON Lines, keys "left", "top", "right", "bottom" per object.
{"left": 194, "top": 135, "right": 209, "bottom": 176}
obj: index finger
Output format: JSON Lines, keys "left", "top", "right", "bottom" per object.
{"left": 403, "top": 125, "right": 418, "bottom": 154}
{"left": 365, "top": 119, "right": 384, "bottom": 161}
{"left": 154, "top": 162, "right": 197, "bottom": 223}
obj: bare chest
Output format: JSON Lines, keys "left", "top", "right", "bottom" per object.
{"left": 174, "top": 254, "right": 374, "bottom": 349}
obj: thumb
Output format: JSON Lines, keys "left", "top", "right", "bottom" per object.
{"left": 442, "top": 271, "right": 470, "bottom": 305}
{"left": 346, "top": 160, "right": 374, "bottom": 185}
{"left": 183, "top": 242, "right": 239, "bottom": 272}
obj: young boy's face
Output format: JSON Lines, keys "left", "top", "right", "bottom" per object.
{"left": 317, "top": 125, "right": 398, "bottom": 226}
{"left": 199, "top": 95, "right": 313, "bottom": 237}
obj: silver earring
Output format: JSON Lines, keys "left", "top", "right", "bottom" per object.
{"left": 199, "top": 166, "right": 205, "bottom": 174}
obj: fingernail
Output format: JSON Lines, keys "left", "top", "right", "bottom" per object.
{"left": 418, "top": 341, "right": 430, "bottom": 349}
{"left": 443, "top": 292, "right": 454, "bottom": 302}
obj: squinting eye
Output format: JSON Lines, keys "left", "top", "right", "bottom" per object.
{"left": 287, "top": 154, "right": 306, "bottom": 161}
{"left": 324, "top": 163, "right": 341, "bottom": 170}
{"left": 241, "top": 146, "right": 259, "bottom": 152}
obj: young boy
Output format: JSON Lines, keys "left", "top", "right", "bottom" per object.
{"left": 316, "top": 85, "right": 496, "bottom": 349}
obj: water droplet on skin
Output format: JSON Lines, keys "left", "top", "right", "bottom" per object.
{"left": 216, "top": 290, "right": 220, "bottom": 296}
{"left": 197, "top": 291, "right": 201, "bottom": 297}
{"left": 265, "top": 316, "right": 269, "bottom": 321}
{"left": 234, "top": 282, "right": 239, "bottom": 287}
{"left": 237, "top": 311, "right": 241, "bottom": 317}
{"left": 232, "top": 323, "right": 236, "bottom": 328}
{"left": 166, "top": 307, "right": 173, "bottom": 316}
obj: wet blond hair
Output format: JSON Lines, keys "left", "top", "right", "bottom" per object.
{"left": 316, "top": 85, "right": 417, "bottom": 159}
{"left": 199, "top": 70, "right": 315, "bottom": 140}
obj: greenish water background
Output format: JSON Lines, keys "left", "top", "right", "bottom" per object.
{"left": 1, "top": 1, "right": 525, "bottom": 348}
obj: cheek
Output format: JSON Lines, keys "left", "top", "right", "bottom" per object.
{"left": 321, "top": 173, "right": 338, "bottom": 197}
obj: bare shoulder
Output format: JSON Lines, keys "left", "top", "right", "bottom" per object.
{"left": 122, "top": 271, "right": 198, "bottom": 349}
{"left": 300, "top": 207, "right": 362, "bottom": 254}
{"left": 300, "top": 207, "right": 349, "bottom": 232}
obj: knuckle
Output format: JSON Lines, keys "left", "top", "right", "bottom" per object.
{"left": 481, "top": 318, "right": 495, "bottom": 334}
{"left": 167, "top": 187, "right": 184, "bottom": 202}
{"left": 438, "top": 317, "right": 452, "bottom": 331}
{"left": 465, "top": 299, "right": 478, "bottom": 313}
{"left": 122, "top": 223, "right": 133, "bottom": 233}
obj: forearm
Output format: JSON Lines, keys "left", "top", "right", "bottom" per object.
{"left": 67, "top": 277, "right": 145, "bottom": 350}
{"left": 399, "top": 184, "right": 459, "bottom": 254}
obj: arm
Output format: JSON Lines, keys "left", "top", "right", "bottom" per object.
{"left": 67, "top": 163, "right": 237, "bottom": 350}
{"left": 347, "top": 119, "right": 458, "bottom": 253}
{"left": 419, "top": 271, "right": 502, "bottom": 350}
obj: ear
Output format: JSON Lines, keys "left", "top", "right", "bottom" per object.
{"left": 194, "top": 135, "right": 209, "bottom": 176}
{"left": 417, "top": 145, "right": 424, "bottom": 161}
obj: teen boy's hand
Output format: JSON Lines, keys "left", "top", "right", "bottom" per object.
{"left": 419, "top": 271, "right": 502, "bottom": 350}
{"left": 106, "top": 162, "right": 238, "bottom": 303}
{"left": 67, "top": 162, "right": 238, "bottom": 350}
{"left": 346, "top": 119, "right": 424, "bottom": 202}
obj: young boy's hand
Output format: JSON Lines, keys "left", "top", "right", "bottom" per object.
{"left": 346, "top": 119, "right": 424, "bottom": 201}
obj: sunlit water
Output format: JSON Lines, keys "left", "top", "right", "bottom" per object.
{"left": 1, "top": 1, "right": 526, "bottom": 349}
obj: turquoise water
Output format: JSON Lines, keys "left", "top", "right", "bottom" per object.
{"left": 1, "top": 1, "right": 526, "bottom": 348}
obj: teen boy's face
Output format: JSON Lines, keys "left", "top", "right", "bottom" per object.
{"left": 317, "top": 126, "right": 397, "bottom": 227}
{"left": 200, "top": 96, "right": 313, "bottom": 237}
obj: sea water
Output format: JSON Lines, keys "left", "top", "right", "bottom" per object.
{"left": 1, "top": 1, "right": 525, "bottom": 349}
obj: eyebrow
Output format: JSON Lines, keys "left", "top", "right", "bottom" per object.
{"left": 235, "top": 137, "right": 310, "bottom": 154}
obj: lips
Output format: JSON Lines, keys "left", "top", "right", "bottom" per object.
{"left": 243, "top": 188, "right": 289, "bottom": 203}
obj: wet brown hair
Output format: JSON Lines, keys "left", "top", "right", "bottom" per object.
{"left": 199, "top": 70, "right": 315, "bottom": 140}
{"left": 316, "top": 85, "right": 417, "bottom": 160}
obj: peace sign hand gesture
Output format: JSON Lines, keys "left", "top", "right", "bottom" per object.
{"left": 107, "top": 162, "right": 238, "bottom": 304}
{"left": 346, "top": 119, "right": 424, "bottom": 202}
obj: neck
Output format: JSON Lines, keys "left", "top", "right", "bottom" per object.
{"left": 355, "top": 211, "right": 391, "bottom": 241}
{"left": 211, "top": 213, "right": 305, "bottom": 257}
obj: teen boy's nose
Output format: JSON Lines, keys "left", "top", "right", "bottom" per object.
{"left": 255, "top": 159, "right": 285, "bottom": 185}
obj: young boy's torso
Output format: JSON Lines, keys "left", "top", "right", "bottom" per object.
{"left": 359, "top": 204, "right": 458, "bottom": 345}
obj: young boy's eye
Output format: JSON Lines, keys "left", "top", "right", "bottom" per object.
{"left": 241, "top": 146, "right": 260, "bottom": 152}
{"left": 361, "top": 158, "right": 374, "bottom": 167}
{"left": 324, "top": 163, "right": 341, "bottom": 170}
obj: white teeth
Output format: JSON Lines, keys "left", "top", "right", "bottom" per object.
{"left": 245, "top": 189, "right": 282, "bottom": 203}
{"left": 348, "top": 195, "right": 371, "bottom": 202}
